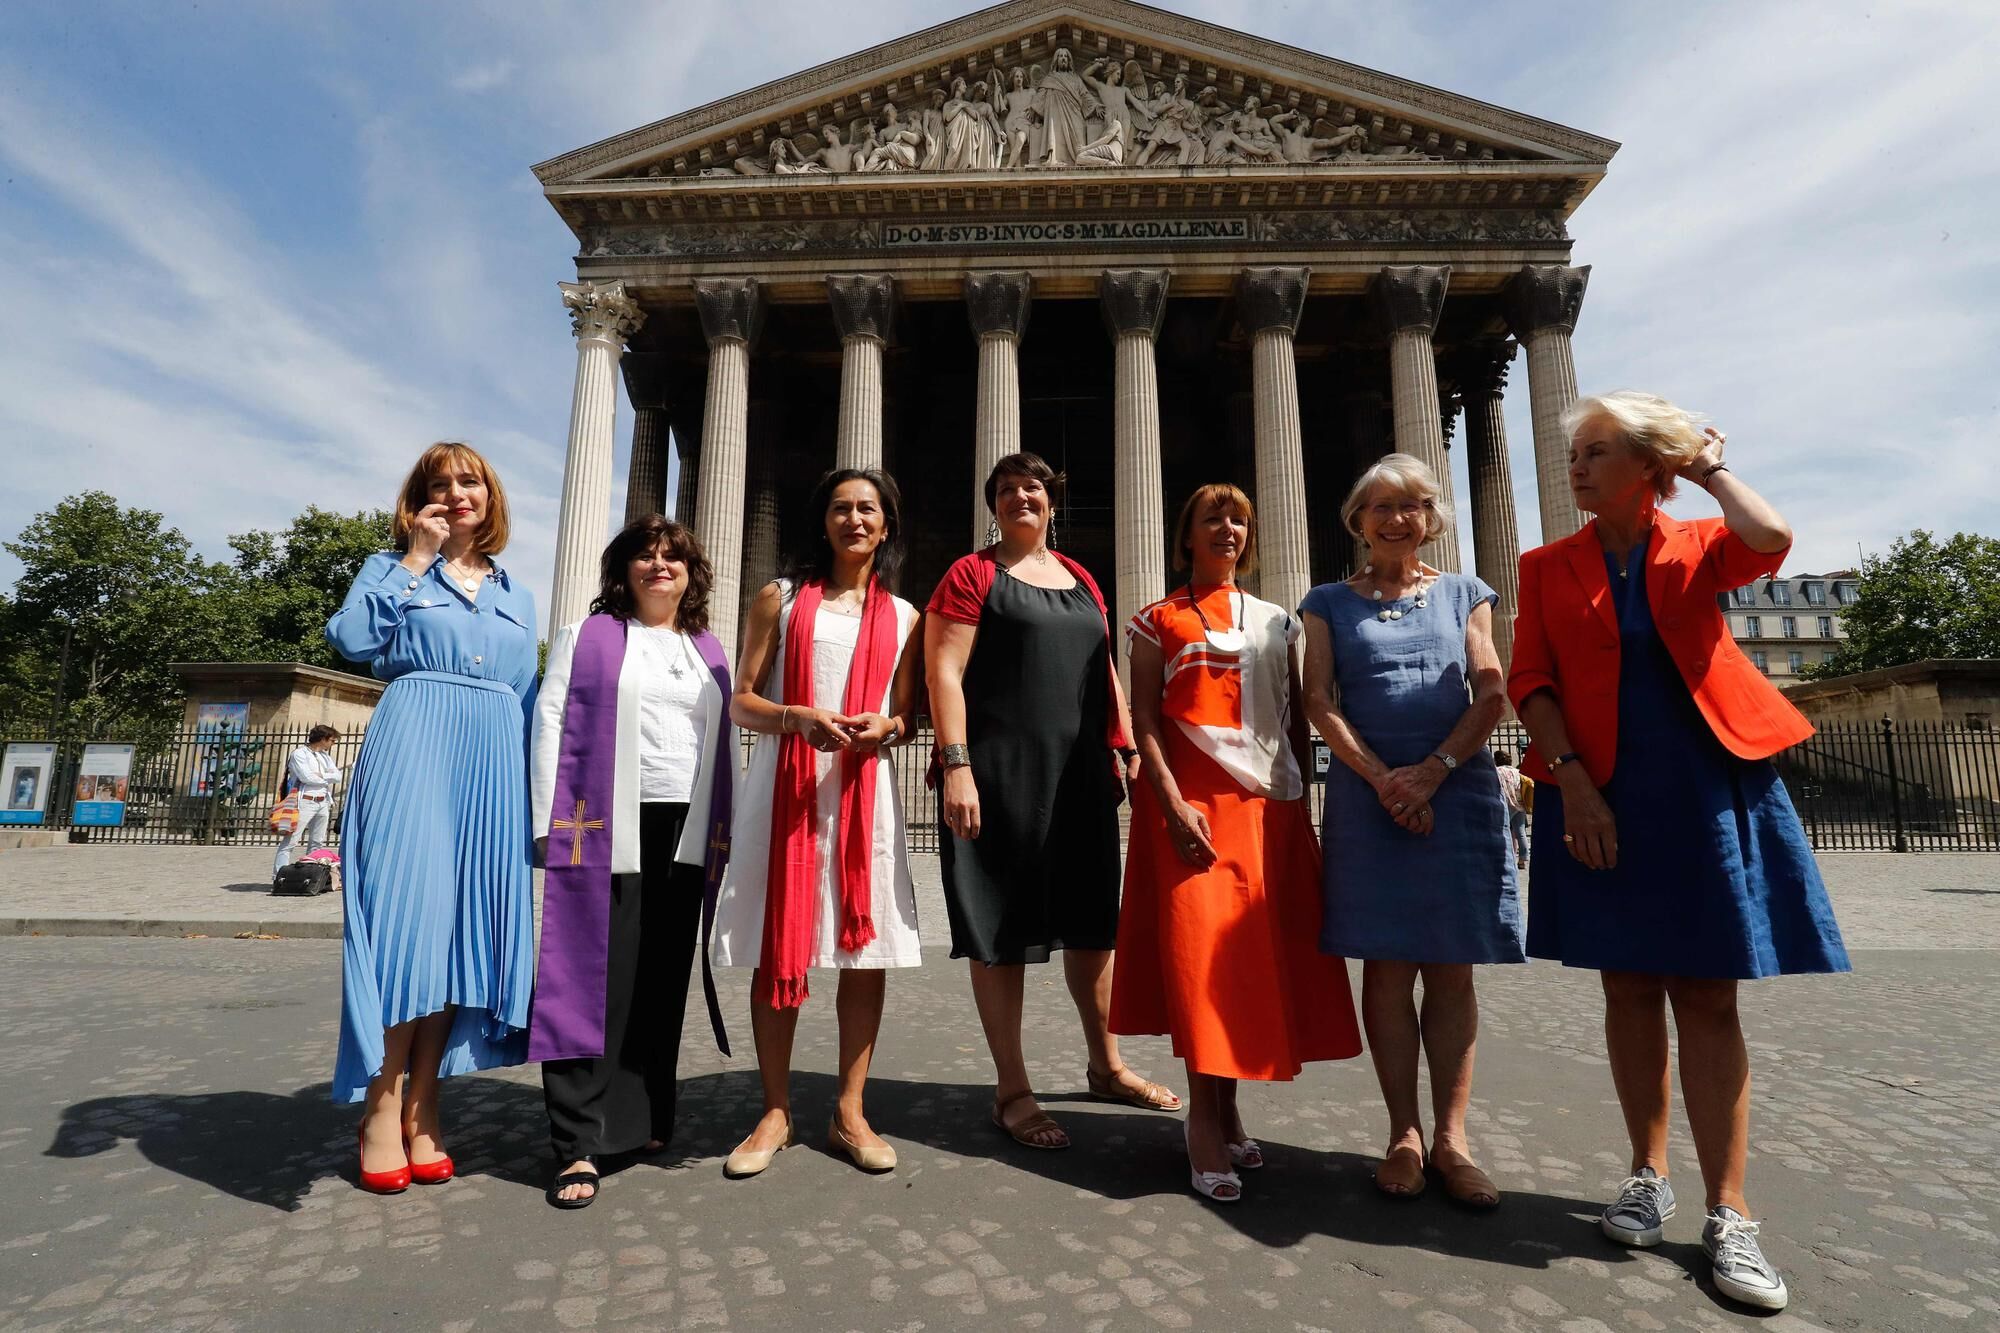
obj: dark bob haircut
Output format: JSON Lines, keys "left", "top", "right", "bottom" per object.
{"left": 591, "top": 514, "right": 713, "bottom": 635}
{"left": 981, "top": 451, "right": 1065, "bottom": 516}
{"left": 783, "top": 468, "right": 906, "bottom": 590}
{"left": 306, "top": 725, "right": 340, "bottom": 744}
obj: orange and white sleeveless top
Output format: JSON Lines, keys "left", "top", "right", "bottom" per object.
{"left": 1127, "top": 585, "right": 1304, "bottom": 800}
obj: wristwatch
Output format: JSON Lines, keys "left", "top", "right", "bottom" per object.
{"left": 1430, "top": 751, "right": 1458, "bottom": 773}
{"left": 941, "top": 743, "right": 971, "bottom": 769}
{"left": 1548, "top": 751, "right": 1582, "bottom": 772}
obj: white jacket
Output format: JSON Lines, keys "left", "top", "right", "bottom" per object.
{"left": 531, "top": 619, "right": 729, "bottom": 873}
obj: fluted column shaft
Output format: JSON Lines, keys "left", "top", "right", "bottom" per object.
{"left": 829, "top": 274, "right": 895, "bottom": 471}
{"left": 740, "top": 405, "right": 780, "bottom": 638}
{"left": 1238, "top": 267, "right": 1312, "bottom": 616}
{"left": 1462, "top": 342, "right": 1522, "bottom": 669}
{"left": 692, "top": 277, "right": 763, "bottom": 657}
{"left": 1504, "top": 265, "right": 1591, "bottom": 543}
{"left": 623, "top": 406, "right": 670, "bottom": 523}
{"left": 551, "top": 281, "right": 643, "bottom": 633}
{"left": 1372, "top": 265, "right": 1460, "bottom": 572}
{"left": 673, "top": 434, "right": 699, "bottom": 526}
{"left": 965, "top": 272, "right": 1032, "bottom": 544}
{"left": 1103, "top": 269, "right": 1170, "bottom": 635}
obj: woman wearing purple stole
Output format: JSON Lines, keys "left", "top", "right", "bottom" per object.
{"left": 529, "top": 516, "right": 735, "bottom": 1209}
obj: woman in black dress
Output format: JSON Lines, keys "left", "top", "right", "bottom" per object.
{"left": 925, "top": 452, "right": 1182, "bottom": 1149}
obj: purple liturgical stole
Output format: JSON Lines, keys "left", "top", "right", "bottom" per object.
{"left": 528, "top": 614, "right": 735, "bottom": 1062}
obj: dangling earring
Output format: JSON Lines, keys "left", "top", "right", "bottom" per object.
{"left": 984, "top": 519, "right": 1000, "bottom": 548}
{"left": 1047, "top": 513, "right": 1059, "bottom": 549}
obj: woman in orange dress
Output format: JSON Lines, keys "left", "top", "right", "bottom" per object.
{"left": 1111, "top": 483, "right": 1364, "bottom": 1203}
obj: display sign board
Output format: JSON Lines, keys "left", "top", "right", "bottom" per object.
{"left": 73, "top": 744, "right": 136, "bottom": 827}
{"left": 0, "top": 742, "right": 56, "bottom": 825}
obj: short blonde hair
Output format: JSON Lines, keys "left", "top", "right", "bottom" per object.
{"left": 1560, "top": 391, "right": 1708, "bottom": 502}
{"left": 393, "top": 442, "right": 511, "bottom": 555}
{"left": 1172, "top": 482, "right": 1258, "bottom": 576}
{"left": 1340, "top": 452, "right": 1453, "bottom": 545}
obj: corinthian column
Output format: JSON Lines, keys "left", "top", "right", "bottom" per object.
{"left": 1101, "top": 269, "right": 1171, "bottom": 632}
{"left": 550, "top": 280, "right": 644, "bottom": 632}
{"left": 1459, "top": 340, "right": 1523, "bottom": 669}
{"left": 828, "top": 274, "right": 895, "bottom": 471}
{"left": 1238, "top": 266, "right": 1312, "bottom": 617}
{"left": 692, "top": 277, "right": 764, "bottom": 657}
{"left": 621, "top": 355, "right": 669, "bottom": 524}
{"left": 1503, "top": 264, "right": 1591, "bottom": 543}
{"left": 1370, "top": 265, "right": 1460, "bottom": 572}
{"left": 741, "top": 402, "right": 780, "bottom": 636}
{"left": 965, "top": 271, "right": 1032, "bottom": 545}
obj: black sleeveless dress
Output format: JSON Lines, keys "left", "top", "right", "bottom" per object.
{"left": 940, "top": 568, "right": 1122, "bottom": 964}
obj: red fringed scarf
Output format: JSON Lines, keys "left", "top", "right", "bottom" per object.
{"left": 760, "top": 577, "right": 900, "bottom": 1008}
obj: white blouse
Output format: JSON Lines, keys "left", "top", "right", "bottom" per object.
{"left": 628, "top": 624, "right": 712, "bottom": 803}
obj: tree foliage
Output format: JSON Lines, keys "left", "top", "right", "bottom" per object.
{"left": 1805, "top": 530, "right": 2000, "bottom": 680}
{"left": 0, "top": 493, "right": 391, "bottom": 733}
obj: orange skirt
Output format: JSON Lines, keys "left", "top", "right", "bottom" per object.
{"left": 1110, "top": 726, "right": 1363, "bottom": 1080}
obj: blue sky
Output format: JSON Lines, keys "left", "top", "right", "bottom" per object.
{"left": 2, "top": 1, "right": 1995, "bottom": 631}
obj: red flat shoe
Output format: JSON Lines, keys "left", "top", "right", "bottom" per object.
{"left": 357, "top": 1133, "right": 410, "bottom": 1195}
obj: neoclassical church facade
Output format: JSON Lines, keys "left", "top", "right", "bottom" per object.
{"left": 533, "top": 0, "right": 1614, "bottom": 665}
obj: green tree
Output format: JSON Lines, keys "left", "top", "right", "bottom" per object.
{"left": 1805, "top": 530, "right": 2000, "bottom": 679}
{"left": 227, "top": 506, "right": 391, "bottom": 672}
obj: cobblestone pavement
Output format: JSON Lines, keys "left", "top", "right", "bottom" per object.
{"left": 3, "top": 846, "right": 1996, "bottom": 948}
{"left": 2, "top": 933, "right": 1995, "bottom": 1332}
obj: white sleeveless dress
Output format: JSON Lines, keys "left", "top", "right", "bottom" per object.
{"left": 710, "top": 584, "right": 923, "bottom": 970}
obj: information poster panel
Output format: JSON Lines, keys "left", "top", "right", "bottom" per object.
{"left": 0, "top": 742, "right": 56, "bottom": 825}
{"left": 74, "top": 744, "right": 136, "bottom": 827}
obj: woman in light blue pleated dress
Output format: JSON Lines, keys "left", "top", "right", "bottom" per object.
{"left": 327, "top": 442, "right": 538, "bottom": 1195}
{"left": 1300, "top": 453, "right": 1522, "bottom": 1212}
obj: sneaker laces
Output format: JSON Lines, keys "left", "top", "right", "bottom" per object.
{"left": 1709, "top": 1214, "right": 1775, "bottom": 1279}
{"left": 1610, "top": 1172, "right": 1670, "bottom": 1219}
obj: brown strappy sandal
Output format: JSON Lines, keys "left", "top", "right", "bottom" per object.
{"left": 1373, "top": 1145, "right": 1427, "bottom": 1199}
{"left": 1086, "top": 1066, "right": 1184, "bottom": 1112}
{"left": 990, "top": 1091, "right": 1070, "bottom": 1150}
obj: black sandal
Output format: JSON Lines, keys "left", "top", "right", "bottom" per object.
{"left": 545, "top": 1157, "right": 600, "bottom": 1210}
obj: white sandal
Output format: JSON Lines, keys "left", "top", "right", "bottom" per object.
{"left": 1227, "top": 1138, "right": 1264, "bottom": 1171}
{"left": 1186, "top": 1125, "right": 1242, "bottom": 1203}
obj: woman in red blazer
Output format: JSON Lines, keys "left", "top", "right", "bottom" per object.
{"left": 1509, "top": 391, "right": 1848, "bottom": 1314}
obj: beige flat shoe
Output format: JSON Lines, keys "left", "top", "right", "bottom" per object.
{"left": 828, "top": 1120, "right": 897, "bottom": 1173}
{"left": 724, "top": 1122, "right": 794, "bottom": 1178}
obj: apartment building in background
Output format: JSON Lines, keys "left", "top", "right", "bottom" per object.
{"left": 1718, "top": 571, "right": 1858, "bottom": 680}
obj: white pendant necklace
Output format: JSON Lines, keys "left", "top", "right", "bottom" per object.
{"left": 1364, "top": 563, "right": 1436, "bottom": 622}
{"left": 1186, "top": 584, "right": 1246, "bottom": 651}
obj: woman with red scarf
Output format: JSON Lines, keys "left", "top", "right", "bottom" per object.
{"left": 710, "top": 469, "right": 924, "bottom": 1177}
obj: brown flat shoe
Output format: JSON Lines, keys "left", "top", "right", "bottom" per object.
{"left": 990, "top": 1091, "right": 1069, "bottom": 1150}
{"left": 1086, "top": 1066, "right": 1183, "bottom": 1112}
{"left": 1431, "top": 1159, "right": 1501, "bottom": 1211}
{"left": 1374, "top": 1145, "right": 1427, "bottom": 1199}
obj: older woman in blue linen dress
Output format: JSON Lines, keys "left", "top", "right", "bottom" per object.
{"left": 1300, "top": 453, "right": 1521, "bottom": 1211}
{"left": 326, "top": 442, "right": 538, "bottom": 1195}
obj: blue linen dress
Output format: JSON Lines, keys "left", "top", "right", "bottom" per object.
{"left": 1526, "top": 536, "right": 1850, "bottom": 979}
{"left": 1300, "top": 574, "right": 1525, "bottom": 965}
{"left": 325, "top": 553, "right": 539, "bottom": 1103}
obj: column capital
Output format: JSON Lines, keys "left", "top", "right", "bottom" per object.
{"left": 1369, "top": 265, "right": 1450, "bottom": 336}
{"left": 693, "top": 276, "right": 764, "bottom": 346}
{"left": 827, "top": 273, "right": 896, "bottom": 343}
{"left": 965, "top": 271, "right": 1032, "bottom": 339}
{"left": 1452, "top": 338, "right": 1518, "bottom": 402}
{"left": 560, "top": 280, "right": 643, "bottom": 347}
{"left": 1502, "top": 264, "right": 1590, "bottom": 339}
{"left": 1100, "top": 268, "right": 1171, "bottom": 339}
{"left": 1236, "top": 266, "right": 1309, "bottom": 336}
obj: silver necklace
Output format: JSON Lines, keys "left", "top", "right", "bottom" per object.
{"left": 443, "top": 557, "right": 485, "bottom": 594}
{"left": 1362, "top": 563, "right": 1437, "bottom": 622}
{"left": 1185, "top": 584, "right": 1247, "bottom": 651}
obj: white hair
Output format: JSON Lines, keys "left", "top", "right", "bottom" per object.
{"left": 1560, "top": 390, "right": 1709, "bottom": 502}
{"left": 1340, "top": 452, "right": 1454, "bottom": 544}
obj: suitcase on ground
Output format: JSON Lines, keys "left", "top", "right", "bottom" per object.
{"left": 272, "top": 860, "right": 334, "bottom": 896}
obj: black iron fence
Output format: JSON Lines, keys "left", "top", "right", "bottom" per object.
{"left": 10, "top": 719, "right": 1996, "bottom": 853}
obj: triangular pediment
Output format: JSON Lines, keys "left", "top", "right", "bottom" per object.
{"left": 533, "top": 0, "right": 1615, "bottom": 187}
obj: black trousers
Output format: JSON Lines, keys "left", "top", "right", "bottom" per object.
{"left": 543, "top": 802, "right": 703, "bottom": 1160}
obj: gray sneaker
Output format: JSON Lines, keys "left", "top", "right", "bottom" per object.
{"left": 1703, "top": 1206, "right": 1790, "bottom": 1311}
{"left": 1600, "top": 1167, "right": 1676, "bottom": 1246}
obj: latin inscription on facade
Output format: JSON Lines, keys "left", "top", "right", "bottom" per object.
{"left": 882, "top": 217, "right": 1251, "bottom": 247}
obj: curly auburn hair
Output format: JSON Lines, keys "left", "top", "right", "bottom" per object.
{"left": 590, "top": 515, "right": 713, "bottom": 635}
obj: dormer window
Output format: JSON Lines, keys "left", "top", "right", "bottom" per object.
{"left": 1768, "top": 581, "right": 1793, "bottom": 606}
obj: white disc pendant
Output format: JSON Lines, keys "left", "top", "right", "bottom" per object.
{"left": 1377, "top": 609, "right": 1391, "bottom": 622}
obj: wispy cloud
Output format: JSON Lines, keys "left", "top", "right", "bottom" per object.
{"left": 450, "top": 59, "right": 516, "bottom": 94}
